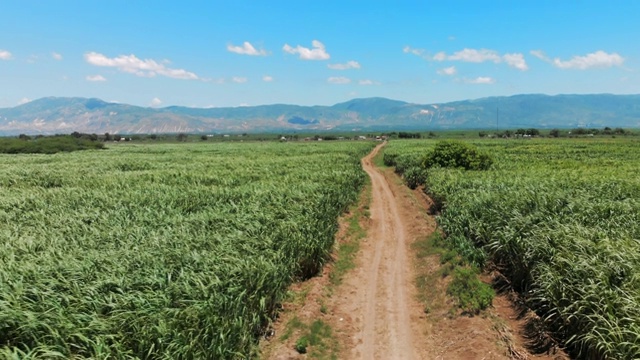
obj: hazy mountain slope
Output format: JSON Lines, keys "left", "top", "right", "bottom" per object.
{"left": 0, "top": 94, "right": 638, "bottom": 135}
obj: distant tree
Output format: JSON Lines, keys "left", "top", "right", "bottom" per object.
{"left": 113, "top": 134, "right": 122, "bottom": 141}
{"left": 478, "top": 131, "right": 487, "bottom": 138}
{"left": 527, "top": 128, "right": 540, "bottom": 136}
{"left": 148, "top": 134, "right": 158, "bottom": 140}
{"left": 549, "top": 129, "right": 560, "bottom": 138}
{"left": 201, "top": 135, "right": 208, "bottom": 141}
{"left": 18, "top": 134, "right": 31, "bottom": 141}
{"left": 177, "top": 133, "right": 188, "bottom": 142}
{"left": 104, "top": 132, "right": 112, "bottom": 141}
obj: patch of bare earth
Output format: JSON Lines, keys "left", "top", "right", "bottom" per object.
{"left": 261, "top": 143, "right": 570, "bottom": 360}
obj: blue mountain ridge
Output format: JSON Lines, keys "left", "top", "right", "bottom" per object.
{"left": 0, "top": 94, "right": 638, "bottom": 135}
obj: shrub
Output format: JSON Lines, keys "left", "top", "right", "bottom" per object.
{"left": 295, "top": 336, "right": 309, "bottom": 354}
{"left": 404, "top": 166, "right": 427, "bottom": 189}
{"left": 423, "top": 141, "right": 493, "bottom": 170}
{"left": 447, "top": 267, "right": 494, "bottom": 314}
{"left": 383, "top": 152, "right": 398, "bottom": 166}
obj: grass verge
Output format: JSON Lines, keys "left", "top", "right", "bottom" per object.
{"left": 413, "top": 231, "right": 494, "bottom": 317}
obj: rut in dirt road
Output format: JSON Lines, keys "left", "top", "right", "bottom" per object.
{"left": 350, "top": 143, "right": 419, "bottom": 360}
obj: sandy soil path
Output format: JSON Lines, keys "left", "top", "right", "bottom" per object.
{"left": 342, "top": 142, "right": 425, "bottom": 359}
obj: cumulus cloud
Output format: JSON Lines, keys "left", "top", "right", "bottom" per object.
{"left": 227, "top": 41, "right": 267, "bottom": 56}
{"left": 327, "top": 76, "right": 351, "bottom": 84}
{"left": 17, "top": 97, "right": 31, "bottom": 105}
{"left": 0, "top": 50, "right": 12, "bottom": 60}
{"left": 503, "top": 53, "right": 528, "bottom": 70}
{"left": 328, "top": 60, "right": 360, "bottom": 70}
{"left": 262, "top": 75, "right": 274, "bottom": 82}
{"left": 358, "top": 79, "right": 380, "bottom": 85}
{"left": 52, "top": 52, "right": 63, "bottom": 60}
{"left": 447, "top": 48, "right": 502, "bottom": 63}
{"left": 86, "top": 74, "right": 107, "bottom": 82}
{"left": 232, "top": 77, "right": 248, "bottom": 83}
{"left": 84, "top": 52, "right": 198, "bottom": 80}
{"left": 437, "top": 66, "right": 457, "bottom": 76}
{"left": 432, "top": 52, "right": 447, "bottom": 61}
{"left": 149, "top": 97, "right": 162, "bottom": 107}
{"left": 552, "top": 51, "right": 624, "bottom": 70}
{"left": 283, "top": 40, "right": 330, "bottom": 60}
{"left": 465, "top": 76, "right": 496, "bottom": 84}
{"left": 431, "top": 48, "right": 528, "bottom": 71}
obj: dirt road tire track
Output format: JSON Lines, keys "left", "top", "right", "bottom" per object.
{"left": 345, "top": 142, "right": 420, "bottom": 359}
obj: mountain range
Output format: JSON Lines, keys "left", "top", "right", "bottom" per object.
{"left": 0, "top": 94, "right": 639, "bottom": 135}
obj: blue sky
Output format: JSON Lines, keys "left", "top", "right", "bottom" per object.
{"left": 1, "top": 1, "right": 638, "bottom": 108}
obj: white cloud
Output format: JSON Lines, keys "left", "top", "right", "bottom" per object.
{"left": 327, "top": 76, "right": 351, "bottom": 84}
{"left": 283, "top": 40, "right": 330, "bottom": 60}
{"left": 86, "top": 74, "right": 107, "bottom": 82}
{"left": 328, "top": 60, "right": 360, "bottom": 70}
{"left": 149, "top": 97, "right": 162, "bottom": 107}
{"left": 84, "top": 52, "right": 198, "bottom": 80}
{"left": 227, "top": 41, "right": 267, "bottom": 56}
{"left": 17, "top": 97, "right": 30, "bottom": 105}
{"left": 403, "top": 46, "right": 424, "bottom": 56}
{"left": 432, "top": 52, "right": 447, "bottom": 61}
{"left": 437, "top": 66, "right": 457, "bottom": 76}
{"left": 530, "top": 50, "right": 549, "bottom": 61}
{"left": 432, "top": 48, "right": 528, "bottom": 71}
{"left": 0, "top": 50, "right": 12, "bottom": 60}
{"left": 552, "top": 50, "right": 624, "bottom": 70}
{"left": 52, "top": 52, "right": 63, "bottom": 60}
{"left": 503, "top": 53, "right": 528, "bottom": 70}
{"left": 445, "top": 48, "right": 501, "bottom": 63}
{"left": 465, "top": 76, "right": 496, "bottom": 84}
{"left": 232, "top": 76, "right": 248, "bottom": 83}
{"left": 262, "top": 75, "right": 274, "bottom": 82}
{"left": 358, "top": 79, "right": 379, "bottom": 85}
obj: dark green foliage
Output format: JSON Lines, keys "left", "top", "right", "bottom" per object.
{"left": 398, "top": 132, "right": 421, "bottom": 139}
{"left": 447, "top": 267, "right": 494, "bottom": 314}
{"left": 423, "top": 140, "right": 493, "bottom": 170}
{"left": 382, "top": 152, "right": 398, "bottom": 166}
{"left": 393, "top": 154, "right": 423, "bottom": 175}
{"left": 404, "top": 166, "right": 427, "bottom": 190}
{"left": 295, "top": 337, "right": 309, "bottom": 354}
{"left": 0, "top": 135, "right": 104, "bottom": 154}
{"left": 515, "top": 128, "right": 540, "bottom": 136}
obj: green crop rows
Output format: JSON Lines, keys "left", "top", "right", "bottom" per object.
{"left": 385, "top": 138, "right": 640, "bottom": 359}
{"left": 0, "top": 141, "right": 374, "bottom": 359}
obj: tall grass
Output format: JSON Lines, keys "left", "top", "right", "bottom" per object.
{"left": 0, "top": 141, "right": 374, "bottom": 359}
{"left": 386, "top": 138, "right": 640, "bottom": 359}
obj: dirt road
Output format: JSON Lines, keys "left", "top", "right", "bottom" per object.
{"left": 342, "top": 142, "right": 425, "bottom": 359}
{"left": 263, "top": 143, "right": 563, "bottom": 360}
